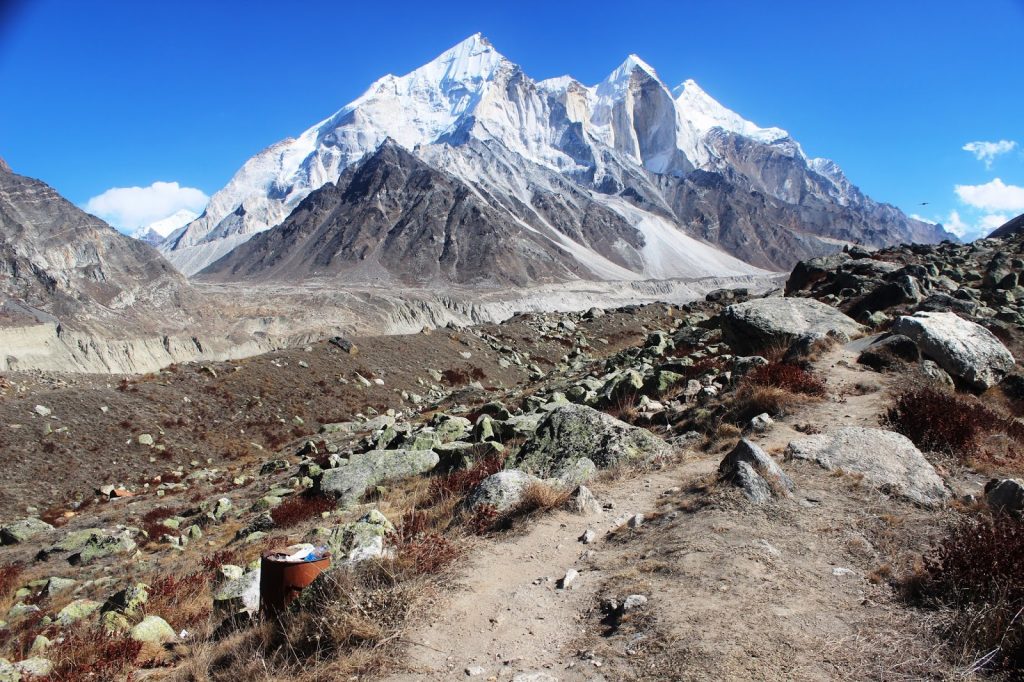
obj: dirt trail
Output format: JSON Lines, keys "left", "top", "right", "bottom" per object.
{"left": 385, "top": 340, "right": 949, "bottom": 681}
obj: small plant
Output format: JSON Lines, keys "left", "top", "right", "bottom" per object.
{"left": 269, "top": 493, "right": 337, "bottom": 528}
{"left": 0, "top": 562, "right": 23, "bottom": 602}
{"left": 35, "top": 629, "right": 143, "bottom": 682}
{"left": 396, "top": 533, "right": 460, "bottom": 575}
{"left": 903, "top": 512, "right": 1024, "bottom": 673}
{"left": 886, "top": 386, "right": 1024, "bottom": 464}
{"left": 426, "top": 454, "right": 506, "bottom": 505}
{"left": 745, "top": 362, "right": 827, "bottom": 396}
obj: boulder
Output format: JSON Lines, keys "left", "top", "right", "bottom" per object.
{"left": 721, "top": 298, "right": 865, "bottom": 355}
{"left": 985, "top": 478, "right": 1024, "bottom": 516}
{"left": 56, "top": 599, "right": 102, "bottom": 626}
{"left": 0, "top": 518, "right": 54, "bottom": 545}
{"left": 316, "top": 510, "right": 394, "bottom": 564}
{"left": 511, "top": 404, "right": 672, "bottom": 478}
{"left": 718, "top": 439, "right": 794, "bottom": 503}
{"left": 213, "top": 569, "right": 261, "bottom": 615}
{"left": 102, "top": 583, "right": 149, "bottom": 617}
{"left": 130, "top": 615, "right": 177, "bottom": 644}
{"left": 857, "top": 333, "right": 921, "bottom": 371}
{"left": 891, "top": 311, "right": 1015, "bottom": 391}
{"left": 785, "top": 427, "right": 949, "bottom": 507}
{"left": 318, "top": 449, "right": 439, "bottom": 507}
{"left": 465, "top": 470, "right": 541, "bottom": 512}
{"left": 14, "top": 658, "right": 52, "bottom": 678}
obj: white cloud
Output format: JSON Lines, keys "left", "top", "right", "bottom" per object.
{"left": 963, "top": 140, "right": 1017, "bottom": 169}
{"left": 980, "top": 213, "right": 1010, "bottom": 232}
{"left": 940, "top": 210, "right": 1010, "bottom": 240}
{"left": 84, "top": 181, "right": 208, "bottom": 231}
{"left": 954, "top": 178, "right": 1024, "bottom": 212}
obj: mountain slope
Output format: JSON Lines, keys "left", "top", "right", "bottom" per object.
{"left": 199, "top": 140, "right": 761, "bottom": 284}
{"left": 0, "top": 159, "right": 192, "bottom": 330}
{"left": 989, "top": 212, "right": 1024, "bottom": 239}
{"left": 162, "top": 34, "right": 953, "bottom": 277}
{"left": 131, "top": 208, "right": 199, "bottom": 246}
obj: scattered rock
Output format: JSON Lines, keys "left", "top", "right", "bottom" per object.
{"left": 130, "top": 615, "right": 177, "bottom": 644}
{"left": 568, "top": 485, "right": 601, "bottom": 515}
{"left": 56, "top": 598, "right": 102, "bottom": 626}
{"left": 578, "top": 529, "right": 597, "bottom": 544}
{"left": 213, "top": 569, "right": 261, "bottom": 615}
{"left": 785, "top": 427, "right": 949, "bottom": 507}
{"left": 559, "top": 569, "right": 579, "bottom": 589}
{"left": 0, "top": 517, "right": 53, "bottom": 545}
{"left": 719, "top": 439, "right": 794, "bottom": 502}
{"left": 465, "top": 470, "right": 541, "bottom": 512}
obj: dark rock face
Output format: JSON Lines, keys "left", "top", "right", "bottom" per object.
{"left": 0, "top": 163, "right": 190, "bottom": 329}
{"left": 989, "top": 213, "right": 1024, "bottom": 239}
{"left": 198, "top": 141, "right": 645, "bottom": 287}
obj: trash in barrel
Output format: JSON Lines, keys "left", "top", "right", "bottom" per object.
{"left": 260, "top": 543, "right": 331, "bottom": 616}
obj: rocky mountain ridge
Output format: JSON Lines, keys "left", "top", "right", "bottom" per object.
{"left": 160, "top": 34, "right": 953, "bottom": 277}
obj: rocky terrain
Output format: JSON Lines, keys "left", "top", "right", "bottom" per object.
{"left": 0, "top": 230, "right": 1022, "bottom": 680}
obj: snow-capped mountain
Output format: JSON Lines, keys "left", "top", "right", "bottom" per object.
{"left": 163, "top": 34, "right": 952, "bottom": 278}
{"left": 131, "top": 208, "right": 199, "bottom": 245}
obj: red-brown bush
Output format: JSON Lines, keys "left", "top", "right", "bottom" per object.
{"left": 0, "top": 563, "right": 23, "bottom": 601}
{"left": 269, "top": 493, "right": 337, "bottom": 528}
{"left": 36, "top": 629, "right": 143, "bottom": 682}
{"left": 886, "top": 386, "right": 1024, "bottom": 460}
{"left": 745, "top": 362, "right": 827, "bottom": 396}
{"left": 426, "top": 454, "right": 505, "bottom": 505}
{"left": 904, "top": 512, "right": 1024, "bottom": 673}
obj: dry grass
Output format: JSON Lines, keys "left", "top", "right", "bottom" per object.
{"left": 730, "top": 384, "right": 807, "bottom": 423}
{"left": 269, "top": 494, "right": 336, "bottom": 529}
{"left": 902, "top": 510, "right": 1024, "bottom": 675}
{"left": 34, "top": 628, "right": 144, "bottom": 682}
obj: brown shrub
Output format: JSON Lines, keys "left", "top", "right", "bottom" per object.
{"left": 730, "top": 384, "right": 805, "bottom": 422}
{"left": 745, "top": 361, "right": 827, "bottom": 396}
{"left": 426, "top": 454, "right": 505, "bottom": 506}
{"left": 0, "top": 562, "right": 23, "bottom": 602}
{"left": 903, "top": 512, "right": 1024, "bottom": 673}
{"left": 36, "top": 629, "right": 143, "bottom": 682}
{"left": 269, "top": 494, "right": 337, "bottom": 529}
{"left": 395, "top": 533, "right": 461, "bottom": 576}
{"left": 145, "top": 571, "right": 211, "bottom": 630}
{"left": 885, "top": 386, "right": 1024, "bottom": 467}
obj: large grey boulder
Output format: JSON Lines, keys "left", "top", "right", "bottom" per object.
{"left": 785, "top": 427, "right": 949, "bottom": 507}
{"left": 0, "top": 518, "right": 54, "bottom": 545}
{"left": 466, "top": 470, "right": 541, "bottom": 512}
{"left": 719, "top": 439, "right": 794, "bottom": 503}
{"left": 318, "top": 449, "right": 439, "bottom": 507}
{"left": 721, "top": 297, "right": 865, "bottom": 354}
{"left": 213, "top": 568, "right": 261, "bottom": 615}
{"left": 891, "top": 311, "right": 1015, "bottom": 391}
{"left": 314, "top": 510, "right": 394, "bottom": 564}
{"left": 511, "top": 405, "right": 671, "bottom": 478}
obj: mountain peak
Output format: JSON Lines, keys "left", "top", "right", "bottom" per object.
{"left": 413, "top": 32, "right": 506, "bottom": 87}
{"left": 604, "top": 54, "right": 661, "bottom": 87}
{"left": 674, "top": 78, "right": 790, "bottom": 145}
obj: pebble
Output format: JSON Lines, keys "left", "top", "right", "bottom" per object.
{"left": 559, "top": 569, "right": 579, "bottom": 590}
{"left": 578, "top": 529, "right": 597, "bottom": 544}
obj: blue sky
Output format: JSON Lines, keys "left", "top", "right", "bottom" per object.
{"left": 1, "top": 0, "right": 1022, "bottom": 239}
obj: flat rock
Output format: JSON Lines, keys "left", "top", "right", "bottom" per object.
{"left": 785, "top": 427, "right": 949, "bottom": 507}
{"left": 891, "top": 311, "right": 1015, "bottom": 390}
{"left": 721, "top": 297, "right": 865, "bottom": 354}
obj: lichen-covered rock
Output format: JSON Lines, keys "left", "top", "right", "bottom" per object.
{"left": 511, "top": 404, "right": 671, "bottom": 478}
{"left": 891, "top": 311, "right": 1015, "bottom": 390}
{"left": 786, "top": 427, "right": 949, "bottom": 507}
{"left": 721, "top": 297, "right": 865, "bottom": 354}
{"left": 102, "top": 583, "right": 149, "bottom": 617}
{"left": 213, "top": 569, "right": 261, "bottom": 615}
{"left": 13, "top": 657, "right": 51, "bottom": 678}
{"left": 466, "top": 470, "right": 541, "bottom": 512}
{"left": 56, "top": 599, "right": 102, "bottom": 626}
{"left": 130, "top": 615, "right": 177, "bottom": 644}
{"left": 0, "top": 517, "right": 54, "bottom": 545}
{"left": 318, "top": 449, "right": 439, "bottom": 507}
{"left": 316, "top": 510, "right": 394, "bottom": 564}
{"left": 0, "top": 658, "right": 18, "bottom": 682}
